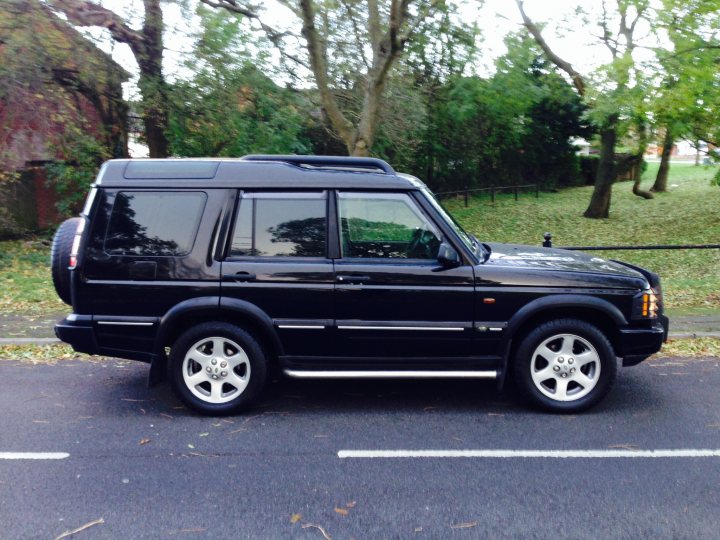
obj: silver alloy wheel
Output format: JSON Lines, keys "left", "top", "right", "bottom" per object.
{"left": 182, "top": 336, "right": 251, "bottom": 404}
{"left": 530, "top": 333, "right": 601, "bottom": 402}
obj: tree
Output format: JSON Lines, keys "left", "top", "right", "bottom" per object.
{"left": 48, "top": 0, "right": 170, "bottom": 157}
{"left": 201, "top": 0, "right": 445, "bottom": 156}
{"left": 649, "top": 0, "right": 720, "bottom": 191}
{"left": 417, "top": 33, "right": 589, "bottom": 193}
{"left": 166, "top": 7, "right": 312, "bottom": 157}
{"left": 516, "top": 0, "right": 653, "bottom": 217}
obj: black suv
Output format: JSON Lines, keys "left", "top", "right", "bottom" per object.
{"left": 53, "top": 155, "right": 668, "bottom": 415}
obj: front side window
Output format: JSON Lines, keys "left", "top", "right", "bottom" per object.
{"left": 230, "top": 192, "right": 327, "bottom": 258}
{"left": 338, "top": 192, "right": 441, "bottom": 259}
{"left": 104, "top": 191, "right": 206, "bottom": 256}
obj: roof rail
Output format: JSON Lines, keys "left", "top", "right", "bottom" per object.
{"left": 241, "top": 154, "right": 395, "bottom": 174}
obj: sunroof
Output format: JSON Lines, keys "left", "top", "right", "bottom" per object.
{"left": 124, "top": 161, "right": 219, "bottom": 179}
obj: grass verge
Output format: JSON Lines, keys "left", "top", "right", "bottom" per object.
{"left": 444, "top": 162, "right": 720, "bottom": 309}
{"left": 0, "top": 239, "right": 67, "bottom": 314}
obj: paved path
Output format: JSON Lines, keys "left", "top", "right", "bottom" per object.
{"left": 0, "top": 356, "right": 719, "bottom": 538}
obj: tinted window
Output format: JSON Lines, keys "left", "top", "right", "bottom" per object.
{"left": 104, "top": 191, "right": 206, "bottom": 256}
{"left": 338, "top": 192, "right": 441, "bottom": 259}
{"left": 230, "top": 193, "right": 327, "bottom": 257}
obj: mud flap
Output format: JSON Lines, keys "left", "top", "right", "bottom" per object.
{"left": 148, "top": 353, "right": 167, "bottom": 387}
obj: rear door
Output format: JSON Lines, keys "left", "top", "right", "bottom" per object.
{"left": 220, "top": 191, "right": 334, "bottom": 357}
{"left": 78, "top": 188, "right": 224, "bottom": 352}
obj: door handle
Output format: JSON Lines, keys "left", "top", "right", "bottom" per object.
{"left": 337, "top": 275, "right": 371, "bottom": 284}
{"left": 222, "top": 272, "right": 256, "bottom": 282}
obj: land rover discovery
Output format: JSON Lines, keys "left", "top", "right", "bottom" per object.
{"left": 52, "top": 155, "right": 668, "bottom": 415}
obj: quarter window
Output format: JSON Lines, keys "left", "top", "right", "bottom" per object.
{"left": 338, "top": 192, "right": 441, "bottom": 259}
{"left": 104, "top": 191, "right": 206, "bottom": 256}
{"left": 230, "top": 193, "right": 327, "bottom": 258}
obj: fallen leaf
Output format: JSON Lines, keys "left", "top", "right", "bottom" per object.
{"left": 608, "top": 444, "right": 639, "bottom": 450}
{"left": 169, "top": 527, "right": 207, "bottom": 535}
{"left": 334, "top": 507, "right": 349, "bottom": 516}
{"left": 301, "top": 523, "right": 332, "bottom": 540}
{"left": 290, "top": 513, "right": 302, "bottom": 524}
{"left": 345, "top": 501, "right": 356, "bottom": 508}
{"left": 450, "top": 521, "right": 478, "bottom": 529}
{"left": 188, "top": 444, "right": 195, "bottom": 449}
{"left": 54, "top": 518, "right": 104, "bottom": 540}
{"left": 139, "top": 438, "right": 151, "bottom": 445}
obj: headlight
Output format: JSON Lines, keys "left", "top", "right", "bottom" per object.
{"left": 634, "top": 288, "right": 660, "bottom": 319}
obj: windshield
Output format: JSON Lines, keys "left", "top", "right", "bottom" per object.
{"left": 421, "top": 187, "right": 483, "bottom": 258}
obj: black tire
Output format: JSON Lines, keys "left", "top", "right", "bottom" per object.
{"left": 51, "top": 217, "right": 81, "bottom": 306}
{"left": 513, "top": 319, "right": 617, "bottom": 413}
{"left": 169, "top": 322, "right": 268, "bottom": 415}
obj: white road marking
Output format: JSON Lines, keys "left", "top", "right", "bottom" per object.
{"left": 337, "top": 449, "right": 720, "bottom": 459}
{"left": 0, "top": 452, "right": 69, "bottom": 460}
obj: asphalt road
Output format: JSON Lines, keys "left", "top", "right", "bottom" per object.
{"left": 1, "top": 356, "right": 719, "bottom": 539}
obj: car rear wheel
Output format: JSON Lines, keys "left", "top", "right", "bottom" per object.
{"left": 51, "top": 217, "right": 81, "bottom": 305}
{"left": 169, "top": 322, "right": 267, "bottom": 415}
{"left": 513, "top": 319, "right": 617, "bottom": 413}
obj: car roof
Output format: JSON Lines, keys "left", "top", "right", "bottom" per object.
{"left": 94, "top": 157, "right": 423, "bottom": 191}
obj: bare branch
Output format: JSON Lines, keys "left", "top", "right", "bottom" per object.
{"left": 515, "top": 0, "right": 586, "bottom": 96}
{"left": 339, "top": 0, "right": 370, "bottom": 71}
{"left": 200, "top": 0, "right": 309, "bottom": 69}
{"left": 298, "top": 0, "right": 355, "bottom": 145}
{"left": 46, "top": 0, "right": 144, "bottom": 55}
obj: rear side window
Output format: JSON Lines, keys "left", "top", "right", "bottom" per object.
{"left": 104, "top": 191, "right": 206, "bottom": 256}
{"left": 230, "top": 192, "right": 327, "bottom": 258}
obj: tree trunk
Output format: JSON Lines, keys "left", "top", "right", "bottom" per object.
{"left": 651, "top": 127, "right": 673, "bottom": 192}
{"left": 631, "top": 158, "right": 653, "bottom": 199}
{"left": 583, "top": 119, "right": 617, "bottom": 218}
{"left": 138, "top": 0, "right": 169, "bottom": 158}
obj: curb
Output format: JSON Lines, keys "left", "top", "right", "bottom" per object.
{"left": 1, "top": 333, "right": 719, "bottom": 346}
{"left": 0, "top": 338, "right": 61, "bottom": 345}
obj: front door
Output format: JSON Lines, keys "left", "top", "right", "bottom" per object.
{"left": 333, "top": 191, "right": 475, "bottom": 363}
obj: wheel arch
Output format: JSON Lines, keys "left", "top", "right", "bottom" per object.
{"left": 154, "top": 296, "right": 283, "bottom": 360}
{"left": 497, "top": 294, "right": 627, "bottom": 390}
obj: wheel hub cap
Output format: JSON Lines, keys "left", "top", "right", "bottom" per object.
{"left": 182, "top": 336, "right": 250, "bottom": 404}
{"left": 530, "top": 333, "right": 601, "bottom": 402}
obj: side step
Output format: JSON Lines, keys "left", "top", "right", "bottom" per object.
{"left": 283, "top": 370, "right": 497, "bottom": 379}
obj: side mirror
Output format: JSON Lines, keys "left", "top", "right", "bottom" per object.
{"left": 437, "top": 242, "right": 461, "bottom": 267}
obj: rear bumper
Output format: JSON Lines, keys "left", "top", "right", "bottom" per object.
{"left": 619, "top": 314, "right": 669, "bottom": 367}
{"left": 55, "top": 315, "right": 98, "bottom": 355}
{"left": 54, "top": 314, "right": 156, "bottom": 363}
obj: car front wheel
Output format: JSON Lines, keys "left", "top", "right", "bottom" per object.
{"left": 513, "top": 319, "right": 617, "bottom": 413}
{"left": 169, "top": 323, "right": 267, "bottom": 415}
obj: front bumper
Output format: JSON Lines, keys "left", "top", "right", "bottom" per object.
{"left": 619, "top": 314, "right": 670, "bottom": 366}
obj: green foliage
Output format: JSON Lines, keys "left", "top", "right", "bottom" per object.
{"left": 414, "top": 33, "right": 591, "bottom": 192}
{"left": 0, "top": 172, "right": 21, "bottom": 237}
{"left": 45, "top": 134, "right": 110, "bottom": 217}
{"left": 166, "top": 6, "right": 311, "bottom": 157}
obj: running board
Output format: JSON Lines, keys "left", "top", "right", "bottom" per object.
{"left": 283, "top": 369, "right": 497, "bottom": 379}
